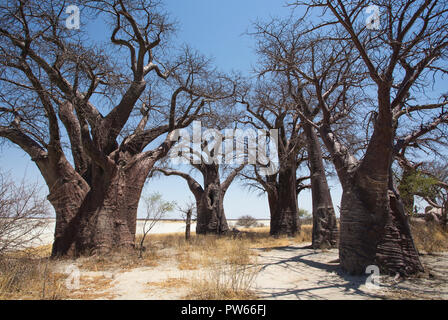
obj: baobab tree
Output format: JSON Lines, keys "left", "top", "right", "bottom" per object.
{"left": 238, "top": 80, "right": 305, "bottom": 237}
{"left": 155, "top": 138, "right": 245, "bottom": 235}
{"left": 395, "top": 108, "right": 448, "bottom": 215}
{"left": 241, "top": 147, "right": 313, "bottom": 237}
{"left": 292, "top": 0, "right": 448, "bottom": 276}
{"left": 0, "top": 0, "right": 237, "bottom": 256}
{"left": 249, "top": 18, "right": 339, "bottom": 248}
{"left": 178, "top": 201, "right": 196, "bottom": 241}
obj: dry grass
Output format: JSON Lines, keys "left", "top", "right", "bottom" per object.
{"left": 238, "top": 225, "right": 312, "bottom": 250}
{"left": 185, "top": 264, "right": 259, "bottom": 300}
{"left": 181, "top": 235, "right": 261, "bottom": 300}
{"left": 0, "top": 222, "right": 313, "bottom": 300}
{"left": 0, "top": 256, "right": 70, "bottom": 300}
{"left": 179, "top": 227, "right": 310, "bottom": 300}
{"left": 411, "top": 221, "right": 448, "bottom": 254}
{"left": 5, "top": 244, "right": 53, "bottom": 259}
{"left": 146, "top": 277, "right": 190, "bottom": 289}
{"left": 0, "top": 254, "right": 119, "bottom": 300}
{"left": 77, "top": 247, "right": 160, "bottom": 272}
{"left": 69, "top": 275, "right": 116, "bottom": 300}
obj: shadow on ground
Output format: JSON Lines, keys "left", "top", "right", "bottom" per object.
{"left": 252, "top": 244, "right": 448, "bottom": 300}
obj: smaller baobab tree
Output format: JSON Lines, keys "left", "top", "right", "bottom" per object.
{"left": 155, "top": 166, "right": 243, "bottom": 235}
{"left": 238, "top": 79, "right": 304, "bottom": 237}
{"left": 250, "top": 18, "right": 340, "bottom": 247}
{"left": 154, "top": 130, "right": 245, "bottom": 235}
{"left": 178, "top": 200, "right": 196, "bottom": 241}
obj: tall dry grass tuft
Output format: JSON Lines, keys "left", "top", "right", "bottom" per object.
{"left": 411, "top": 221, "right": 448, "bottom": 254}
{"left": 0, "top": 256, "right": 69, "bottom": 300}
{"left": 186, "top": 263, "right": 259, "bottom": 300}
{"left": 77, "top": 246, "right": 160, "bottom": 272}
{"left": 185, "top": 238, "right": 260, "bottom": 300}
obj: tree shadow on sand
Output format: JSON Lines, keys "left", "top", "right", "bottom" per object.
{"left": 253, "top": 245, "right": 388, "bottom": 300}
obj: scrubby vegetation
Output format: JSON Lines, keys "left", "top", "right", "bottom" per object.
{"left": 410, "top": 221, "right": 448, "bottom": 254}
{"left": 236, "top": 215, "right": 259, "bottom": 228}
{"left": 0, "top": 224, "right": 313, "bottom": 300}
{"left": 0, "top": 220, "right": 447, "bottom": 300}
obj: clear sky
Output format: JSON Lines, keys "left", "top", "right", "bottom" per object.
{"left": 0, "top": 0, "right": 344, "bottom": 220}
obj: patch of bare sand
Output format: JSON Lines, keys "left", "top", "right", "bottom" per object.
{"left": 253, "top": 244, "right": 448, "bottom": 300}
{"left": 253, "top": 244, "right": 383, "bottom": 300}
{"left": 383, "top": 253, "right": 448, "bottom": 299}
{"left": 108, "top": 262, "right": 201, "bottom": 300}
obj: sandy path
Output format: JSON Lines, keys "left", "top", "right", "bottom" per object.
{"left": 253, "top": 244, "right": 448, "bottom": 300}
{"left": 109, "top": 264, "right": 201, "bottom": 300}
{"left": 252, "top": 245, "right": 384, "bottom": 300}
{"left": 59, "top": 244, "right": 448, "bottom": 300}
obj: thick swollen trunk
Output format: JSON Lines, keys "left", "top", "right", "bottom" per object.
{"left": 339, "top": 171, "right": 424, "bottom": 276}
{"left": 45, "top": 160, "right": 90, "bottom": 257}
{"left": 195, "top": 165, "right": 229, "bottom": 235}
{"left": 303, "top": 122, "right": 338, "bottom": 249}
{"left": 332, "top": 88, "right": 423, "bottom": 276}
{"left": 269, "top": 163, "right": 299, "bottom": 237}
{"left": 196, "top": 188, "right": 228, "bottom": 235}
{"left": 50, "top": 162, "right": 148, "bottom": 257}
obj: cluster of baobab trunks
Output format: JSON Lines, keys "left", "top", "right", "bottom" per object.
{"left": 3, "top": 0, "right": 446, "bottom": 280}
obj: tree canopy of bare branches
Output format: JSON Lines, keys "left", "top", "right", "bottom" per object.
{"left": 0, "top": 170, "right": 49, "bottom": 255}
{"left": 0, "top": 0, "right": 238, "bottom": 256}
{"left": 287, "top": 0, "right": 448, "bottom": 275}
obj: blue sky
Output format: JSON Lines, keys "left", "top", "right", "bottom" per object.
{"left": 0, "top": 0, "right": 345, "bottom": 220}
{"left": 143, "top": 0, "right": 344, "bottom": 219}
{"left": 163, "top": 0, "right": 289, "bottom": 74}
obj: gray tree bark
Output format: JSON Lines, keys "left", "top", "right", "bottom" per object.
{"left": 303, "top": 122, "right": 338, "bottom": 249}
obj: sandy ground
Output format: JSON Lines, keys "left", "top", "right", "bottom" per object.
{"left": 252, "top": 245, "right": 448, "bottom": 300}
{"left": 30, "top": 220, "right": 200, "bottom": 247}
{"left": 56, "top": 243, "right": 448, "bottom": 300}
{"left": 30, "top": 220, "right": 270, "bottom": 247}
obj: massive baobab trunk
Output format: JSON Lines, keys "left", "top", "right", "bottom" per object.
{"left": 271, "top": 0, "right": 448, "bottom": 277}
{"left": 338, "top": 170, "right": 423, "bottom": 276}
{"left": 0, "top": 1, "right": 237, "bottom": 258}
{"left": 321, "top": 100, "right": 424, "bottom": 276}
{"left": 307, "top": 0, "right": 448, "bottom": 277}
{"left": 196, "top": 164, "right": 229, "bottom": 234}
{"left": 157, "top": 163, "right": 244, "bottom": 235}
{"left": 303, "top": 122, "right": 338, "bottom": 248}
{"left": 268, "top": 160, "right": 300, "bottom": 237}
{"left": 50, "top": 161, "right": 152, "bottom": 256}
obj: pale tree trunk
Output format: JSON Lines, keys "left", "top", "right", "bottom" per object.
{"left": 303, "top": 122, "right": 338, "bottom": 249}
